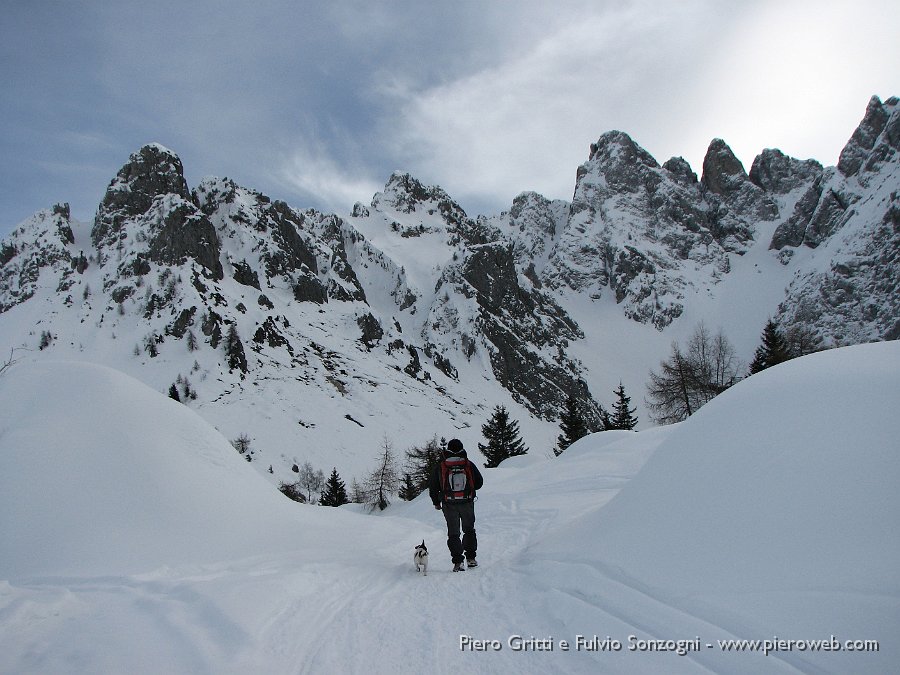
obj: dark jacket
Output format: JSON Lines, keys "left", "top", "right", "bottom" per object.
{"left": 429, "top": 453, "right": 484, "bottom": 506}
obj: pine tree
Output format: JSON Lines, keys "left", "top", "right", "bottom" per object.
{"left": 479, "top": 405, "right": 529, "bottom": 468}
{"left": 749, "top": 319, "right": 791, "bottom": 374}
{"left": 224, "top": 324, "right": 248, "bottom": 373}
{"left": 556, "top": 395, "right": 587, "bottom": 456}
{"left": 320, "top": 467, "right": 350, "bottom": 506}
{"left": 403, "top": 435, "right": 444, "bottom": 496}
{"left": 785, "top": 322, "right": 822, "bottom": 359}
{"left": 610, "top": 382, "right": 638, "bottom": 430}
{"left": 168, "top": 383, "right": 181, "bottom": 402}
{"left": 398, "top": 472, "right": 419, "bottom": 501}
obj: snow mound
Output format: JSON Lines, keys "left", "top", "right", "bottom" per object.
{"left": 0, "top": 360, "right": 315, "bottom": 578}
{"left": 533, "top": 341, "right": 900, "bottom": 650}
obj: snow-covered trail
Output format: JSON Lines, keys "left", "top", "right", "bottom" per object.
{"left": 0, "top": 426, "right": 791, "bottom": 674}
{"left": 238, "top": 429, "right": 718, "bottom": 675}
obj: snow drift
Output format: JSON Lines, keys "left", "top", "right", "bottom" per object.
{"left": 0, "top": 359, "right": 365, "bottom": 579}
{"left": 530, "top": 340, "right": 899, "bottom": 670}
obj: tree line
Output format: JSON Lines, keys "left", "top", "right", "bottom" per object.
{"left": 268, "top": 316, "right": 823, "bottom": 510}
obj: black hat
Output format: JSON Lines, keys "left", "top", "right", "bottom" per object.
{"left": 447, "top": 438, "right": 464, "bottom": 455}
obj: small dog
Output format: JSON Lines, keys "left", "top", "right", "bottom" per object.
{"left": 413, "top": 540, "right": 428, "bottom": 576}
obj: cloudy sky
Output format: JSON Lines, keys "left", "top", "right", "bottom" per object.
{"left": 2, "top": 0, "right": 898, "bottom": 238}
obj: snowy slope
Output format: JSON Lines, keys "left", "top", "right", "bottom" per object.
{"left": 1, "top": 343, "right": 897, "bottom": 673}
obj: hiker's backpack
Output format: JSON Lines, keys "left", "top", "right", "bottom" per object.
{"left": 441, "top": 456, "right": 475, "bottom": 501}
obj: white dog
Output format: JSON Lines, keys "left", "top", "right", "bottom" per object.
{"left": 414, "top": 540, "right": 428, "bottom": 576}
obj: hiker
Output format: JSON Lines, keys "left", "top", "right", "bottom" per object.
{"left": 429, "top": 438, "right": 484, "bottom": 571}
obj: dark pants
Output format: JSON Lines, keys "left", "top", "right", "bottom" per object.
{"left": 442, "top": 500, "right": 477, "bottom": 564}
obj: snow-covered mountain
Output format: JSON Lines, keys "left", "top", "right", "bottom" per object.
{"left": 0, "top": 95, "right": 897, "bottom": 488}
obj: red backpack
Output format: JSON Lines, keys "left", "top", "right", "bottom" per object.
{"left": 440, "top": 456, "right": 475, "bottom": 501}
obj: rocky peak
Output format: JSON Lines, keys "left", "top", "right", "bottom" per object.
{"left": 837, "top": 95, "right": 895, "bottom": 177}
{"left": 749, "top": 149, "right": 823, "bottom": 194}
{"left": 373, "top": 171, "right": 454, "bottom": 214}
{"left": 587, "top": 131, "right": 659, "bottom": 169}
{"left": 662, "top": 156, "right": 698, "bottom": 187}
{"left": 701, "top": 139, "right": 748, "bottom": 196}
{"left": 90, "top": 145, "right": 222, "bottom": 280}
{"left": 771, "top": 97, "right": 900, "bottom": 253}
{"left": 98, "top": 144, "right": 191, "bottom": 217}
{"left": 701, "top": 138, "right": 779, "bottom": 235}
{"left": 0, "top": 205, "right": 77, "bottom": 312}
{"left": 579, "top": 131, "right": 660, "bottom": 192}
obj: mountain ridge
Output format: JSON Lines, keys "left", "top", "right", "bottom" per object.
{"left": 1, "top": 94, "right": 897, "bottom": 487}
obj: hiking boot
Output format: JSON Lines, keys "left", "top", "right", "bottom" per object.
{"left": 466, "top": 559, "right": 478, "bottom": 568}
{"left": 453, "top": 562, "right": 465, "bottom": 572}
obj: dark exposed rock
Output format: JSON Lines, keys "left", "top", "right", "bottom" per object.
{"left": 0, "top": 242, "right": 15, "bottom": 266}
{"left": 233, "top": 259, "right": 260, "bottom": 289}
{"left": 110, "top": 286, "right": 135, "bottom": 304}
{"left": 293, "top": 272, "right": 328, "bottom": 304}
{"left": 201, "top": 309, "right": 223, "bottom": 348}
{"left": 253, "top": 317, "right": 293, "bottom": 354}
{"left": 261, "top": 201, "right": 319, "bottom": 280}
{"left": 425, "top": 343, "right": 458, "bottom": 380}
{"left": 662, "top": 157, "right": 699, "bottom": 186}
{"left": 702, "top": 138, "right": 778, "bottom": 226}
{"left": 90, "top": 145, "right": 223, "bottom": 280}
{"left": 92, "top": 144, "right": 193, "bottom": 248}
{"left": 447, "top": 242, "right": 597, "bottom": 421}
{"left": 168, "top": 306, "right": 196, "bottom": 338}
{"left": 146, "top": 200, "right": 223, "bottom": 279}
{"left": 750, "top": 149, "right": 823, "bottom": 194}
{"left": 838, "top": 95, "right": 891, "bottom": 176}
{"left": 73, "top": 251, "right": 89, "bottom": 274}
{"left": 53, "top": 204, "right": 75, "bottom": 244}
{"left": 702, "top": 139, "right": 748, "bottom": 197}
{"left": 403, "top": 344, "right": 422, "bottom": 377}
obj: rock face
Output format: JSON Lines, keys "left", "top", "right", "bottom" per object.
{"left": 524, "top": 130, "right": 737, "bottom": 329}
{"left": 353, "top": 171, "right": 603, "bottom": 424}
{"left": 774, "top": 96, "right": 900, "bottom": 344}
{"left": 0, "top": 204, "right": 76, "bottom": 312}
{"left": 92, "top": 144, "right": 223, "bottom": 284}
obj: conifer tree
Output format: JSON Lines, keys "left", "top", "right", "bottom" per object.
{"left": 610, "top": 382, "right": 638, "bottom": 430}
{"left": 224, "top": 324, "right": 248, "bottom": 373}
{"left": 168, "top": 383, "right": 181, "bottom": 402}
{"left": 398, "top": 472, "right": 419, "bottom": 501}
{"left": 479, "top": 405, "right": 528, "bottom": 468}
{"left": 749, "top": 319, "right": 791, "bottom": 374}
{"left": 403, "top": 435, "right": 444, "bottom": 495}
{"left": 320, "top": 467, "right": 350, "bottom": 506}
{"left": 556, "top": 395, "right": 587, "bottom": 456}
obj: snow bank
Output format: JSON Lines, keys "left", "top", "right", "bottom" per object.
{"left": 0, "top": 360, "right": 346, "bottom": 578}
{"left": 532, "top": 341, "right": 900, "bottom": 663}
